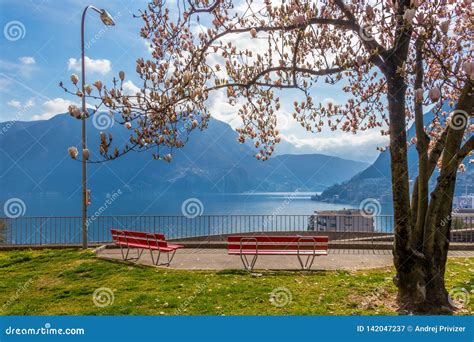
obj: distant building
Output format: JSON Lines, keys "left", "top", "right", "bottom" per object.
{"left": 454, "top": 194, "right": 474, "bottom": 210}
{"left": 308, "top": 209, "right": 375, "bottom": 232}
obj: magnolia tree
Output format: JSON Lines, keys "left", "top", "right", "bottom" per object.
{"left": 62, "top": 0, "right": 473, "bottom": 312}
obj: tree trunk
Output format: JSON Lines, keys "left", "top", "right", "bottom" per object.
{"left": 386, "top": 77, "right": 423, "bottom": 311}
{"left": 419, "top": 82, "right": 473, "bottom": 312}
{"left": 393, "top": 81, "right": 473, "bottom": 313}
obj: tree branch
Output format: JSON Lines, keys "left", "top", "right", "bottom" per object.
{"left": 333, "top": 0, "right": 387, "bottom": 69}
{"left": 457, "top": 136, "right": 474, "bottom": 162}
{"left": 412, "top": 36, "right": 429, "bottom": 250}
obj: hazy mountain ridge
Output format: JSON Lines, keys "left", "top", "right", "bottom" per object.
{"left": 0, "top": 113, "right": 369, "bottom": 202}
{"left": 316, "top": 102, "right": 473, "bottom": 204}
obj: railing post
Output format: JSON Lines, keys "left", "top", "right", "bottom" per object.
{"left": 371, "top": 216, "right": 374, "bottom": 246}
{"left": 39, "top": 218, "right": 43, "bottom": 246}
{"left": 208, "top": 216, "right": 211, "bottom": 241}
{"left": 4, "top": 213, "right": 474, "bottom": 248}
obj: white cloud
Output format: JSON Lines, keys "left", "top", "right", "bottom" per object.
{"left": 68, "top": 56, "right": 111, "bottom": 75}
{"left": 208, "top": 89, "right": 242, "bottom": 128}
{"left": 3, "top": 98, "right": 35, "bottom": 121}
{"left": 122, "top": 80, "right": 140, "bottom": 96}
{"left": 7, "top": 100, "right": 21, "bottom": 108}
{"left": 322, "top": 97, "right": 337, "bottom": 107}
{"left": 19, "top": 56, "right": 36, "bottom": 65}
{"left": 276, "top": 113, "right": 294, "bottom": 132}
{"left": 32, "top": 98, "right": 78, "bottom": 121}
{"left": 0, "top": 59, "right": 36, "bottom": 78}
{"left": 25, "top": 98, "right": 35, "bottom": 107}
{"left": 7, "top": 98, "right": 35, "bottom": 110}
{"left": 143, "top": 39, "right": 154, "bottom": 54}
{"left": 280, "top": 130, "right": 388, "bottom": 163}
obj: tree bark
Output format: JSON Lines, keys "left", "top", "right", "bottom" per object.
{"left": 394, "top": 81, "right": 473, "bottom": 313}
{"left": 421, "top": 82, "right": 473, "bottom": 312}
{"left": 386, "top": 75, "right": 423, "bottom": 311}
{"left": 412, "top": 38, "right": 429, "bottom": 250}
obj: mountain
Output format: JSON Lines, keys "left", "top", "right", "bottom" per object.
{"left": 0, "top": 113, "right": 368, "bottom": 205}
{"left": 316, "top": 102, "right": 473, "bottom": 205}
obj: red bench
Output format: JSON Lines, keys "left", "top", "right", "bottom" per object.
{"left": 227, "top": 235, "right": 329, "bottom": 271}
{"left": 111, "top": 229, "right": 183, "bottom": 266}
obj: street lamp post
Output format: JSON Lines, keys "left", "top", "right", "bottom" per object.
{"left": 80, "top": 6, "right": 115, "bottom": 249}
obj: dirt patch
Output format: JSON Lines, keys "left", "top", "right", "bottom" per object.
{"left": 349, "top": 288, "right": 398, "bottom": 312}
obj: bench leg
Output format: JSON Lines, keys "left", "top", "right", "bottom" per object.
{"left": 137, "top": 248, "right": 144, "bottom": 261}
{"left": 119, "top": 244, "right": 126, "bottom": 260}
{"left": 121, "top": 247, "right": 143, "bottom": 262}
{"left": 124, "top": 246, "right": 130, "bottom": 260}
{"left": 166, "top": 249, "right": 177, "bottom": 266}
{"left": 151, "top": 250, "right": 162, "bottom": 266}
{"left": 297, "top": 254, "right": 316, "bottom": 270}
{"left": 149, "top": 249, "right": 155, "bottom": 265}
{"left": 240, "top": 254, "right": 258, "bottom": 271}
{"left": 152, "top": 250, "right": 177, "bottom": 267}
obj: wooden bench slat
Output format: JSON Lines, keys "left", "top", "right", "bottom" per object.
{"left": 119, "top": 230, "right": 166, "bottom": 240}
{"left": 114, "top": 241, "right": 175, "bottom": 252}
{"left": 111, "top": 229, "right": 183, "bottom": 252}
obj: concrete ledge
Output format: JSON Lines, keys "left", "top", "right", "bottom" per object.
{"left": 2, "top": 241, "right": 473, "bottom": 251}
{"left": 167, "top": 241, "right": 474, "bottom": 251}
{"left": 170, "top": 241, "right": 399, "bottom": 250}
{"left": 0, "top": 243, "right": 104, "bottom": 251}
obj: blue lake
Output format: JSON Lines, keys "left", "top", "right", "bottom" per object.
{"left": 3, "top": 191, "right": 395, "bottom": 217}
{"left": 2, "top": 192, "right": 395, "bottom": 244}
{"left": 7, "top": 192, "right": 376, "bottom": 217}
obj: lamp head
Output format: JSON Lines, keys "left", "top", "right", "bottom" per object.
{"left": 99, "top": 9, "right": 115, "bottom": 26}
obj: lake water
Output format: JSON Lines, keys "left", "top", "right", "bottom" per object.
{"left": 10, "top": 192, "right": 363, "bottom": 217}
{"left": 3, "top": 191, "right": 397, "bottom": 217}
{"left": 3, "top": 192, "right": 395, "bottom": 244}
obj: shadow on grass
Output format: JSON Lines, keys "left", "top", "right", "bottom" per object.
{"left": 216, "top": 268, "right": 345, "bottom": 277}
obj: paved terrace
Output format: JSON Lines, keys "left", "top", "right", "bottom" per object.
{"left": 97, "top": 248, "right": 474, "bottom": 271}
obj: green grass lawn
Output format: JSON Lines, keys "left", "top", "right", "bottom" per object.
{"left": 0, "top": 249, "right": 472, "bottom": 315}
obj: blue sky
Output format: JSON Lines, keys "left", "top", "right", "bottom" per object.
{"left": 0, "top": 0, "right": 148, "bottom": 119}
{"left": 0, "top": 0, "right": 387, "bottom": 162}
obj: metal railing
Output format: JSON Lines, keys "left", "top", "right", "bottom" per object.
{"left": 0, "top": 214, "right": 472, "bottom": 246}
